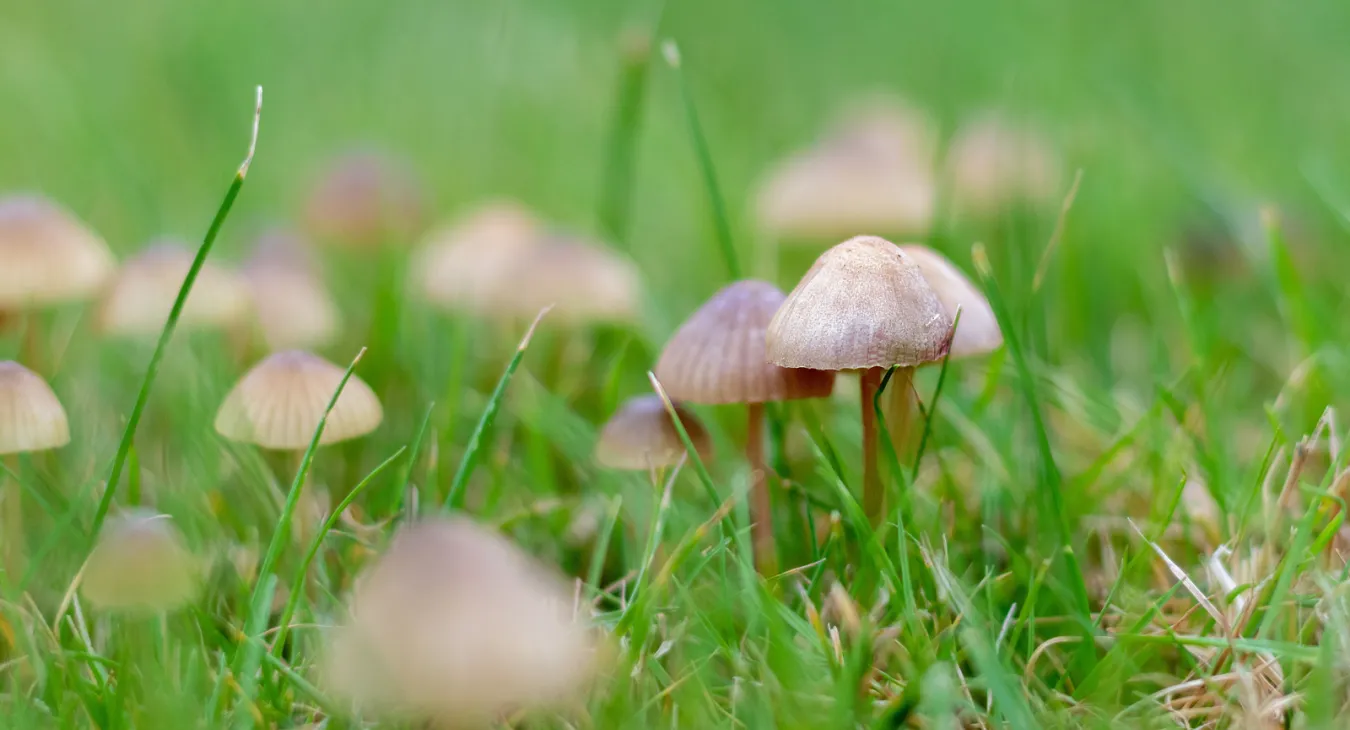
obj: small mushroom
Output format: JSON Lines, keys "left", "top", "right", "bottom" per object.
{"left": 946, "top": 112, "right": 1060, "bottom": 217}
{"left": 755, "top": 98, "right": 937, "bottom": 243}
{"left": 324, "top": 516, "right": 597, "bottom": 725}
{"left": 97, "top": 240, "right": 252, "bottom": 338}
{"left": 215, "top": 350, "right": 383, "bottom": 451}
{"left": 766, "top": 236, "right": 951, "bottom": 524}
{"left": 899, "top": 245, "right": 1002, "bottom": 360}
{"left": 242, "top": 229, "right": 341, "bottom": 351}
{"left": 595, "top": 394, "right": 712, "bottom": 474}
{"left": 0, "top": 194, "right": 116, "bottom": 367}
{"left": 412, "top": 201, "right": 541, "bottom": 316}
{"left": 0, "top": 361, "right": 71, "bottom": 575}
{"left": 304, "top": 151, "right": 425, "bottom": 249}
{"left": 81, "top": 510, "right": 199, "bottom": 614}
{"left": 655, "top": 280, "right": 835, "bottom": 569}
{"left": 215, "top": 350, "right": 383, "bottom": 496}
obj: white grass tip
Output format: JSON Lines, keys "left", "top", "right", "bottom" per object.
{"left": 239, "top": 85, "right": 264, "bottom": 178}
{"left": 661, "top": 40, "right": 682, "bottom": 68}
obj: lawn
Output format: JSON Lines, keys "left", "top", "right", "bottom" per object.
{"left": 3, "top": 0, "right": 1350, "bottom": 727}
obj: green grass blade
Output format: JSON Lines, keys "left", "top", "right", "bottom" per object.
{"left": 87, "top": 86, "right": 262, "bottom": 546}
{"left": 444, "top": 308, "right": 550, "bottom": 510}
{"left": 662, "top": 41, "right": 740, "bottom": 280}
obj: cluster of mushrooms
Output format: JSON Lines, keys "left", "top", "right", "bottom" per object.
{"left": 0, "top": 97, "right": 1055, "bottom": 724}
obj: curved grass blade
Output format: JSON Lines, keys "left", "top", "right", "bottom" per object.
{"left": 231, "top": 347, "right": 367, "bottom": 728}
{"left": 444, "top": 307, "right": 551, "bottom": 510}
{"left": 88, "top": 86, "right": 263, "bottom": 545}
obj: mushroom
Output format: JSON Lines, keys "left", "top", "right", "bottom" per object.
{"left": 242, "top": 229, "right": 341, "bottom": 351}
{"left": 97, "top": 240, "right": 252, "bottom": 338}
{"left": 945, "top": 112, "right": 1060, "bottom": 218}
{"left": 324, "top": 516, "right": 597, "bottom": 725}
{"left": 80, "top": 509, "right": 199, "bottom": 614}
{"left": 0, "top": 361, "right": 71, "bottom": 576}
{"left": 755, "top": 98, "right": 937, "bottom": 243}
{"left": 766, "top": 236, "right": 951, "bottom": 525}
{"left": 412, "top": 201, "right": 541, "bottom": 317}
{"left": 493, "top": 232, "right": 641, "bottom": 327}
{"left": 303, "top": 151, "right": 425, "bottom": 249}
{"left": 214, "top": 350, "right": 383, "bottom": 488}
{"left": 595, "top": 394, "right": 713, "bottom": 476}
{"left": 0, "top": 194, "right": 116, "bottom": 367}
{"left": 654, "top": 280, "right": 835, "bottom": 569}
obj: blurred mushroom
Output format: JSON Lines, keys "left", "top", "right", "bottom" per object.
{"left": 242, "top": 229, "right": 341, "bottom": 351}
{"left": 595, "top": 394, "right": 712, "bottom": 475}
{"left": 946, "top": 112, "right": 1061, "bottom": 217}
{"left": 655, "top": 280, "right": 834, "bottom": 569}
{"left": 494, "top": 232, "right": 641, "bottom": 327}
{"left": 755, "top": 97, "right": 937, "bottom": 243}
{"left": 0, "top": 361, "right": 71, "bottom": 576}
{"left": 97, "top": 240, "right": 251, "bottom": 338}
{"left": 81, "top": 510, "right": 199, "bottom": 614}
{"left": 766, "top": 236, "right": 951, "bottom": 524}
{"left": 304, "top": 151, "right": 425, "bottom": 249}
{"left": 0, "top": 194, "right": 116, "bottom": 367}
{"left": 412, "top": 201, "right": 542, "bottom": 317}
{"left": 215, "top": 350, "right": 383, "bottom": 494}
{"left": 324, "top": 516, "right": 598, "bottom": 725}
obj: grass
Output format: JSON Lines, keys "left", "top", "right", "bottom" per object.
{"left": 4, "top": 0, "right": 1350, "bottom": 727}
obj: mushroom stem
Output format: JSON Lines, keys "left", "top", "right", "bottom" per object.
{"left": 884, "top": 366, "right": 916, "bottom": 463}
{"left": 2, "top": 454, "right": 21, "bottom": 580}
{"left": 19, "top": 311, "right": 40, "bottom": 374}
{"left": 745, "top": 402, "right": 776, "bottom": 573}
{"left": 859, "top": 366, "right": 884, "bottom": 525}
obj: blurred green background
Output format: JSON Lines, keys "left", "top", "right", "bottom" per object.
{"left": 5, "top": 0, "right": 1349, "bottom": 326}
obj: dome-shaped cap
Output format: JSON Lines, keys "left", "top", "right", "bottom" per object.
{"left": 326, "top": 516, "right": 596, "bottom": 724}
{"left": 215, "top": 350, "right": 383, "bottom": 450}
{"left": 97, "top": 241, "right": 252, "bottom": 337}
{"left": 899, "top": 245, "right": 1002, "bottom": 359}
{"left": 0, "top": 361, "right": 70, "bottom": 454}
{"left": 303, "top": 151, "right": 425, "bottom": 248}
{"left": 946, "top": 113, "right": 1060, "bottom": 216}
{"left": 755, "top": 100, "right": 936, "bottom": 241}
{"left": 595, "top": 395, "right": 712, "bottom": 470}
{"left": 243, "top": 231, "right": 341, "bottom": 350}
{"left": 81, "top": 510, "right": 199, "bottom": 614}
{"left": 0, "top": 194, "right": 116, "bottom": 308}
{"left": 495, "top": 234, "right": 640, "bottom": 325}
{"left": 412, "top": 201, "right": 541, "bottom": 315}
{"left": 766, "top": 236, "right": 952, "bottom": 370}
{"left": 655, "top": 280, "right": 835, "bottom": 404}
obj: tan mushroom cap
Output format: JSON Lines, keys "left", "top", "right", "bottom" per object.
{"left": 655, "top": 280, "right": 835, "bottom": 404}
{"left": 899, "top": 245, "right": 1002, "bottom": 359}
{"left": 243, "top": 230, "right": 341, "bottom": 350}
{"left": 412, "top": 201, "right": 541, "bottom": 315}
{"left": 595, "top": 395, "right": 712, "bottom": 470}
{"left": 214, "top": 350, "right": 383, "bottom": 450}
{"left": 495, "top": 234, "right": 640, "bottom": 325}
{"left": 0, "top": 194, "right": 116, "bottom": 308}
{"left": 325, "top": 516, "right": 596, "bottom": 724}
{"left": 766, "top": 236, "right": 952, "bottom": 370}
{"left": 81, "top": 510, "right": 199, "bottom": 614}
{"left": 946, "top": 113, "right": 1061, "bottom": 216}
{"left": 756, "top": 100, "right": 936, "bottom": 241}
{"left": 0, "top": 361, "right": 70, "bottom": 454}
{"left": 97, "top": 241, "right": 252, "bottom": 337}
{"left": 304, "top": 151, "right": 425, "bottom": 248}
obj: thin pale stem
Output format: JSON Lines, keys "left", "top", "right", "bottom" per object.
{"left": 746, "top": 402, "right": 776, "bottom": 573}
{"left": 885, "top": 367, "right": 916, "bottom": 463}
{"left": 860, "top": 367, "right": 884, "bottom": 525}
